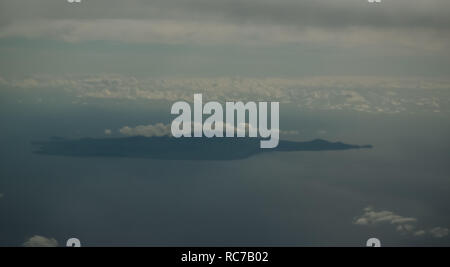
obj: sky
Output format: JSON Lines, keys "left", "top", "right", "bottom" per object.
{"left": 0, "top": 0, "right": 450, "bottom": 78}
{"left": 0, "top": 0, "right": 450, "bottom": 247}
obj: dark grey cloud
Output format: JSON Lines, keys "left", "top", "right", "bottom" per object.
{"left": 0, "top": 0, "right": 449, "bottom": 51}
{"left": 1, "top": 0, "right": 449, "bottom": 30}
{"left": 0, "top": 1, "right": 449, "bottom": 77}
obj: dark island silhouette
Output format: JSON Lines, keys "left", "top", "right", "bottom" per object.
{"left": 32, "top": 136, "right": 372, "bottom": 160}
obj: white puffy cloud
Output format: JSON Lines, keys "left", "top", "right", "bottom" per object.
{"left": 354, "top": 207, "right": 449, "bottom": 238}
{"left": 3, "top": 75, "right": 450, "bottom": 114}
{"left": 396, "top": 224, "right": 417, "bottom": 234}
{"left": 118, "top": 122, "right": 296, "bottom": 138}
{"left": 281, "top": 130, "right": 300, "bottom": 136}
{"left": 354, "top": 207, "right": 417, "bottom": 226}
{"left": 23, "top": 235, "right": 58, "bottom": 247}
{"left": 413, "top": 230, "right": 426, "bottom": 237}
{"left": 119, "top": 123, "right": 171, "bottom": 137}
{"left": 429, "top": 227, "right": 449, "bottom": 238}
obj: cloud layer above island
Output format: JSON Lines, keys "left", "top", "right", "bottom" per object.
{"left": 2, "top": 75, "right": 449, "bottom": 114}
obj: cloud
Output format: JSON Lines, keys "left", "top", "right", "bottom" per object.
{"left": 120, "top": 123, "right": 171, "bottom": 138}
{"left": 413, "top": 230, "right": 426, "bottom": 237}
{"left": 23, "top": 235, "right": 58, "bottom": 247}
{"left": 0, "top": 19, "right": 447, "bottom": 51}
{"left": 118, "top": 122, "right": 296, "bottom": 138}
{"left": 104, "top": 129, "right": 112, "bottom": 135}
{"left": 354, "top": 207, "right": 417, "bottom": 226}
{"left": 354, "top": 207, "right": 449, "bottom": 238}
{"left": 429, "top": 227, "right": 449, "bottom": 238}
{"left": 0, "top": 1, "right": 449, "bottom": 50}
{"left": 281, "top": 130, "right": 300, "bottom": 136}
{"left": 1, "top": 0, "right": 450, "bottom": 30}
{"left": 0, "top": 193, "right": 3, "bottom": 198}
{"left": 3, "top": 75, "right": 450, "bottom": 114}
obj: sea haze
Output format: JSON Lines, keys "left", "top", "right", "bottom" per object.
{"left": 0, "top": 91, "right": 449, "bottom": 246}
